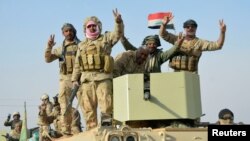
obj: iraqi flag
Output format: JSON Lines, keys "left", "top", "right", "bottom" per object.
{"left": 148, "top": 12, "right": 174, "bottom": 29}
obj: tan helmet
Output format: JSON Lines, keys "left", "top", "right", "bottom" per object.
{"left": 41, "top": 93, "right": 49, "bottom": 100}
{"left": 13, "top": 112, "right": 20, "bottom": 116}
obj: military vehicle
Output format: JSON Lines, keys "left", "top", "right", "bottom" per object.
{"left": 55, "top": 72, "right": 208, "bottom": 141}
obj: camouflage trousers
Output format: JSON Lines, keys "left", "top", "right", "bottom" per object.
{"left": 78, "top": 79, "right": 113, "bottom": 130}
{"left": 39, "top": 125, "right": 50, "bottom": 141}
{"left": 53, "top": 116, "right": 81, "bottom": 135}
{"left": 58, "top": 79, "right": 73, "bottom": 134}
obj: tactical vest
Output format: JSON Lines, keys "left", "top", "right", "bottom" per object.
{"left": 78, "top": 35, "right": 114, "bottom": 73}
{"left": 60, "top": 44, "right": 78, "bottom": 75}
{"left": 169, "top": 38, "right": 202, "bottom": 72}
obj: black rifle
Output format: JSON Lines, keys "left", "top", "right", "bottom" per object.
{"left": 63, "top": 85, "right": 79, "bottom": 116}
{"left": 53, "top": 94, "right": 59, "bottom": 107}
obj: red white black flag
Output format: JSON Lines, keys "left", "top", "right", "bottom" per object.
{"left": 148, "top": 12, "right": 174, "bottom": 29}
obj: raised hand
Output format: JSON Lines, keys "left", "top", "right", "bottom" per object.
{"left": 72, "top": 81, "right": 79, "bottom": 88}
{"left": 7, "top": 114, "right": 11, "bottom": 120}
{"left": 162, "top": 12, "right": 174, "bottom": 26}
{"left": 113, "top": 8, "right": 122, "bottom": 23}
{"left": 219, "top": 19, "right": 226, "bottom": 33}
{"left": 39, "top": 104, "right": 46, "bottom": 111}
{"left": 47, "top": 34, "right": 56, "bottom": 48}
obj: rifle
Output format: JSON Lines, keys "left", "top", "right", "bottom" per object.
{"left": 1, "top": 134, "right": 8, "bottom": 139}
{"left": 53, "top": 94, "right": 59, "bottom": 107}
{"left": 63, "top": 85, "right": 79, "bottom": 116}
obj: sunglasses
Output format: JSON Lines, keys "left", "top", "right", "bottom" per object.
{"left": 185, "top": 25, "right": 196, "bottom": 29}
{"left": 222, "top": 116, "right": 234, "bottom": 120}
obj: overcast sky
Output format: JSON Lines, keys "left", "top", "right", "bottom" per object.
{"left": 0, "top": 0, "right": 249, "bottom": 131}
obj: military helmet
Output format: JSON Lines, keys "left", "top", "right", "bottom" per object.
{"left": 83, "top": 16, "right": 102, "bottom": 33}
{"left": 13, "top": 112, "right": 20, "bottom": 116}
{"left": 61, "top": 23, "right": 77, "bottom": 36}
{"left": 142, "top": 35, "right": 161, "bottom": 47}
{"left": 183, "top": 19, "right": 198, "bottom": 28}
{"left": 218, "top": 108, "right": 234, "bottom": 119}
{"left": 41, "top": 93, "right": 49, "bottom": 100}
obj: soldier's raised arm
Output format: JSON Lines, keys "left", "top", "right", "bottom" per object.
{"left": 159, "top": 12, "right": 177, "bottom": 45}
{"left": 216, "top": 19, "right": 226, "bottom": 49}
{"left": 44, "top": 34, "right": 59, "bottom": 62}
{"left": 108, "top": 8, "right": 124, "bottom": 46}
{"left": 120, "top": 34, "right": 137, "bottom": 51}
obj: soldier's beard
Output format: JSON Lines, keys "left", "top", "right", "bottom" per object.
{"left": 148, "top": 47, "right": 156, "bottom": 54}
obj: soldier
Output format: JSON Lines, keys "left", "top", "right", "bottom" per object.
{"left": 4, "top": 112, "right": 22, "bottom": 130}
{"left": 5, "top": 122, "right": 22, "bottom": 141}
{"left": 120, "top": 33, "right": 181, "bottom": 73}
{"left": 50, "top": 95, "right": 82, "bottom": 136}
{"left": 159, "top": 13, "right": 226, "bottom": 73}
{"left": 37, "top": 94, "right": 53, "bottom": 141}
{"left": 113, "top": 46, "right": 149, "bottom": 78}
{"left": 216, "top": 108, "right": 234, "bottom": 125}
{"left": 215, "top": 108, "right": 244, "bottom": 125}
{"left": 44, "top": 23, "right": 80, "bottom": 135}
{"left": 71, "top": 9, "right": 124, "bottom": 130}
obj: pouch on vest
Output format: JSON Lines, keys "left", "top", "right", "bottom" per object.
{"left": 180, "top": 56, "right": 188, "bottom": 70}
{"left": 59, "top": 62, "right": 67, "bottom": 75}
{"left": 104, "top": 55, "right": 114, "bottom": 73}
{"left": 87, "top": 54, "right": 94, "bottom": 69}
{"left": 81, "top": 54, "right": 89, "bottom": 70}
{"left": 94, "top": 54, "right": 101, "bottom": 69}
{"left": 188, "top": 56, "right": 198, "bottom": 71}
{"left": 175, "top": 56, "right": 181, "bottom": 69}
{"left": 66, "top": 56, "right": 73, "bottom": 73}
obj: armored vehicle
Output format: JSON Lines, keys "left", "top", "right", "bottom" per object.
{"left": 56, "top": 72, "right": 208, "bottom": 141}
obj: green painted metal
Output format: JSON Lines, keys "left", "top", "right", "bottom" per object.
{"left": 113, "top": 72, "right": 202, "bottom": 122}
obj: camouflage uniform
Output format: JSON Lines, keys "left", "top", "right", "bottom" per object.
{"left": 159, "top": 33, "right": 221, "bottom": 73}
{"left": 45, "top": 23, "right": 80, "bottom": 134}
{"left": 72, "top": 15, "right": 124, "bottom": 130}
{"left": 159, "top": 19, "right": 226, "bottom": 73}
{"left": 37, "top": 100, "right": 53, "bottom": 141}
{"left": 7, "top": 122, "right": 22, "bottom": 141}
{"left": 48, "top": 105, "right": 82, "bottom": 135}
{"left": 120, "top": 36, "right": 178, "bottom": 73}
{"left": 4, "top": 118, "right": 22, "bottom": 130}
{"left": 8, "top": 130, "right": 20, "bottom": 141}
{"left": 113, "top": 50, "right": 146, "bottom": 78}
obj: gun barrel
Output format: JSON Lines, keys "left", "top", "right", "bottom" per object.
{"left": 63, "top": 86, "right": 79, "bottom": 116}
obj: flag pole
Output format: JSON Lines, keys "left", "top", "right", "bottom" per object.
{"left": 19, "top": 101, "right": 28, "bottom": 141}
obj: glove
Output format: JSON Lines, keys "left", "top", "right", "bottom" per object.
{"left": 7, "top": 114, "right": 11, "bottom": 120}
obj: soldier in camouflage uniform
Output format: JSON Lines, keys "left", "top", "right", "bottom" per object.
{"left": 37, "top": 94, "right": 53, "bottom": 141}
{"left": 113, "top": 46, "right": 149, "bottom": 78}
{"left": 120, "top": 34, "right": 180, "bottom": 73}
{"left": 51, "top": 95, "right": 81, "bottom": 136}
{"left": 71, "top": 9, "right": 124, "bottom": 130}
{"left": 44, "top": 23, "right": 80, "bottom": 135}
{"left": 159, "top": 13, "right": 226, "bottom": 73}
{"left": 5, "top": 122, "right": 22, "bottom": 141}
{"left": 4, "top": 112, "right": 22, "bottom": 130}
{"left": 37, "top": 95, "right": 82, "bottom": 138}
